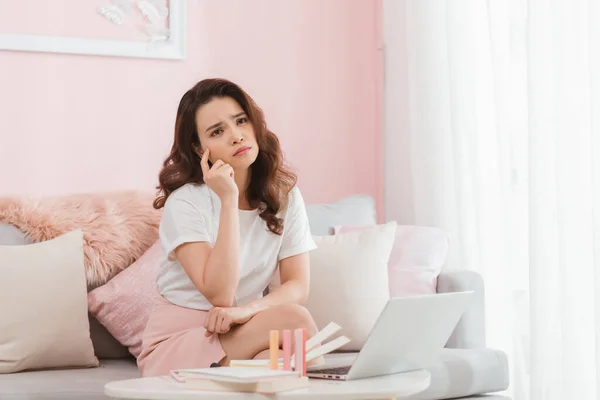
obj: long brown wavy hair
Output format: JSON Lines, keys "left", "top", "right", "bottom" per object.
{"left": 153, "top": 78, "right": 297, "bottom": 235}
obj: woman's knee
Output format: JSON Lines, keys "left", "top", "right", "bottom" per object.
{"left": 217, "top": 304, "right": 317, "bottom": 362}
{"left": 268, "top": 304, "right": 318, "bottom": 334}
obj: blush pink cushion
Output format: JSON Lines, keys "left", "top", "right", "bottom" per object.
{"left": 87, "top": 241, "right": 162, "bottom": 358}
{"left": 334, "top": 224, "right": 448, "bottom": 296}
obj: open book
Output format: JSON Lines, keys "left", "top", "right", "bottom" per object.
{"left": 229, "top": 322, "right": 350, "bottom": 368}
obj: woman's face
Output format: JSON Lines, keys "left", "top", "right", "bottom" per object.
{"left": 195, "top": 96, "right": 259, "bottom": 170}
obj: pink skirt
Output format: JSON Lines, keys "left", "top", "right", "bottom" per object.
{"left": 137, "top": 294, "right": 226, "bottom": 377}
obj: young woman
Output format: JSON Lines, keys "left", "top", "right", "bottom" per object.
{"left": 137, "top": 78, "right": 321, "bottom": 377}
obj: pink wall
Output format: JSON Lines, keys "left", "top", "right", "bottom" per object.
{"left": 0, "top": 0, "right": 383, "bottom": 215}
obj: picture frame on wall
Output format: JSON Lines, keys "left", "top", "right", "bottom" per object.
{"left": 0, "top": 0, "right": 186, "bottom": 60}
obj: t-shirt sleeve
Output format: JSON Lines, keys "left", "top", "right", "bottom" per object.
{"left": 278, "top": 187, "right": 318, "bottom": 261}
{"left": 160, "top": 195, "right": 212, "bottom": 262}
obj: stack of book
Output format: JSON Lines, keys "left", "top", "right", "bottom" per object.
{"left": 170, "top": 322, "right": 350, "bottom": 393}
{"left": 170, "top": 367, "right": 309, "bottom": 393}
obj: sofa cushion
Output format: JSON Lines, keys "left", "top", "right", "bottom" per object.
{"left": 88, "top": 241, "right": 162, "bottom": 358}
{"left": 334, "top": 224, "right": 448, "bottom": 297}
{"left": 302, "top": 222, "right": 396, "bottom": 351}
{"left": 0, "top": 223, "right": 130, "bottom": 360}
{"left": 305, "top": 194, "right": 377, "bottom": 235}
{"left": 0, "top": 359, "right": 139, "bottom": 400}
{"left": 0, "top": 230, "right": 99, "bottom": 373}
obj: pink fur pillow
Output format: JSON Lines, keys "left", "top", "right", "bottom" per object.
{"left": 0, "top": 191, "right": 161, "bottom": 288}
{"left": 334, "top": 224, "right": 449, "bottom": 296}
{"left": 87, "top": 241, "right": 162, "bottom": 358}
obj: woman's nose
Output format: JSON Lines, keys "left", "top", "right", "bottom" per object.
{"left": 231, "top": 129, "right": 244, "bottom": 144}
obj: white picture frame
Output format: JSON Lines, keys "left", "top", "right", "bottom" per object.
{"left": 0, "top": 0, "right": 186, "bottom": 60}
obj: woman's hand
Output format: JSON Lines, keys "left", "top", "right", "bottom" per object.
{"left": 200, "top": 149, "right": 238, "bottom": 201}
{"left": 204, "top": 306, "right": 254, "bottom": 337}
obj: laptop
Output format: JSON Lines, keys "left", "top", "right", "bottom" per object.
{"left": 306, "top": 291, "right": 473, "bottom": 381}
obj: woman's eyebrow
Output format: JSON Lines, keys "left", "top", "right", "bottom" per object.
{"left": 205, "top": 121, "right": 224, "bottom": 133}
{"left": 205, "top": 112, "right": 246, "bottom": 133}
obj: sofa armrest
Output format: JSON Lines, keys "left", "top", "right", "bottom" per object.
{"left": 437, "top": 270, "right": 486, "bottom": 349}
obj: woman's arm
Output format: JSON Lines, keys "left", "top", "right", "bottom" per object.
{"left": 242, "top": 252, "right": 310, "bottom": 317}
{"left": 240, "top": 187, "right": 314, "bottom": 316}
{"left": 175, "top": 198, "right": 240, "bottom": 307}
{"left": 203, "top": 197, "right": 240, "bottom": 305}
{"left": 202, "top": 253, "right": 310, "bottom": 336}
{"left": 176, "top": 153, "right": 242, "bottom": 307}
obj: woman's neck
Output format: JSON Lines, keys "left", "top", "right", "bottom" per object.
{"left": 234, "top": 168, "right": 253, "bottom": 210}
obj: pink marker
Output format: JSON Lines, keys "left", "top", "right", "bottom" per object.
{"left": 294, "top": 328, "right": 306, "bottom": 376}
{"left": 283, "top": 330, "right": 292, "bottom": 371}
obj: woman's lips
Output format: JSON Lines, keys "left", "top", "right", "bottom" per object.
{"left": 234, "top": 146, "right": 251, "bottom": 156}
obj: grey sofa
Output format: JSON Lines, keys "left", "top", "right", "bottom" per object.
{"left": 0, "top": 194, "right": 510, "bottom": 400}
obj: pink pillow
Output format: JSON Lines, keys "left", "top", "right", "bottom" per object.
{"left": 334, "top": 224, "right": 448, "bottom": 297}
{"left": 87, "top": 241, "right": 162, "bottom": 358}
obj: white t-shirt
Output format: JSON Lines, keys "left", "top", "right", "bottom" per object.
{"left": 156, "top": 183, "right": 317, "bottom": 310}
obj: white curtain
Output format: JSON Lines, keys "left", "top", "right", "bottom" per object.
{"left": 383, "top": 1, "right": 600, "bottom": 399}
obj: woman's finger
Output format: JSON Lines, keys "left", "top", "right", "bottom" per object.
{"left": 200, "top": 149, "right": 211, "bottom": 176}
{"left": 216, "top": 314, "right": 227, "bottom": 333}
{"left": 211, "top": 160, "right": 225, "bottom": 170}
{"left": 204, "top": 308, "right": 217, "bottom": 337}
{"left": 220, "top": 315, "right": 231, "bottom": 334}
{"left": 220, "top": 165, "right": 234, "bottom": 178}
{"left": 207, "top": 311, "right": 219, "bottom": 333}
{"left": 213, "top": 314, "right": 222, "bottom": 333}
{"left": 203, "top": 309, "right": 211, "bottom": 330}
{"left": 218, "top": 313, "right": 230, "bottom": 333}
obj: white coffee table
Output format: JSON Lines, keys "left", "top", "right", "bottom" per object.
{"left": 104, "top": 370, "right": 431, "bottom": 400}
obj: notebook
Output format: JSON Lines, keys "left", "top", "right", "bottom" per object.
{"left": 171, "top": 367, "right": 299, "bottom": 383}
{"left": 170, "top": 367, "right": 309, "bottom": 393}
{"left": 172, "top": 375, "right": 309, "bottom": 393}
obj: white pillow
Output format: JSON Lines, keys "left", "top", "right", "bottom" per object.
{"left": 304, "top": 221, "right": 397, "bottom": 351}
{"left": 0, "top": 230, "right": 99, "bottom": 373}
{"left": 306, "top": 195, "right": 377, "bottom": 236}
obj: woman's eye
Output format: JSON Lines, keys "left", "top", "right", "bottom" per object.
{"left": 237, "top": 117, "right": 248, "bottom": 125}
{"left": 211, "top": 129, "right": 223, "bottom": 137}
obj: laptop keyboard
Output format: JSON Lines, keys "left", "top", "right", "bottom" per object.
{"left": 311, "top": 365, "right": 351, "bottom": 375}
